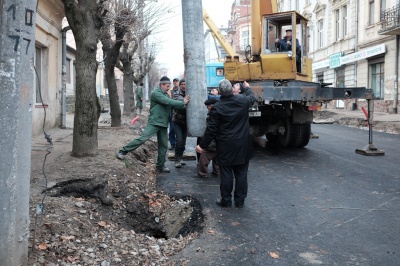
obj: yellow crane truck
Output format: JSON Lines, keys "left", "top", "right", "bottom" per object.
{"left": 224, "top": 0, "right": 372, "bottom": 147}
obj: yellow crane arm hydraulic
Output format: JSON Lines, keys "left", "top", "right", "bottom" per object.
{"left": 251, "top": 0, "right": 278, "bottom": 55}
{"left": 202, "top": 8, "right": 237, "bottom": 58}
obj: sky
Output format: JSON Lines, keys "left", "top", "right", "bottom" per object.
{"left": 151, "top": 0, "right": 233, "bottom": 78}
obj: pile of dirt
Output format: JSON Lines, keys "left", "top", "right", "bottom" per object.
{"left": 29, "top": 113, "right": 204, "bottom": 266}
{"left": 314, "top": 110, "right": 400, "bottom": 134}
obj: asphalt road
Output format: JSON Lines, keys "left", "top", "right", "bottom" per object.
{"left": 158, "top": 124, "right": 400, "bottom": 266}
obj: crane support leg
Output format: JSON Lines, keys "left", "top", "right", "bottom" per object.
{"left": 355, "top": 99, "right": 385, "bottom": 156}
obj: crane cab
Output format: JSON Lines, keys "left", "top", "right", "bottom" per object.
{"left": 225, "top": 11, "right": 312, "bottom": 82}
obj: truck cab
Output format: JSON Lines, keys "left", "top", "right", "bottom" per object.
{"left": 206, "top": 62, "right": 224, "bottom": 93}
{"left": 225, "top": 11, "right": 312, "bottom": 83}
{"left": 262, "top": 11, "right": 311, "bottom": 78}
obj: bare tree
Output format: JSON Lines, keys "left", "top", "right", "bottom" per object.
{"left": 148, "top": 62, "right": 161, "bottom": 96}
{"left": 116, "top": 0, "right": 167, "bottom": 117}
{"left": 62, "top": 0, "right": 107, "bottom": 157}
{"left": 101, "top": 0, "right": 136, "bottom": 127}
{"left": 118, "top": 30, "right": 152, "bottom": 117}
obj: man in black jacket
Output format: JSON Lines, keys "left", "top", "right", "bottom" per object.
{"left": 196, "top": 79, "right": 256, "bottom": 208}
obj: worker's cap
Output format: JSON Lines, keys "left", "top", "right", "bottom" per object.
{"left": 173, "top": 78, "right": 179, "bottom": 82}
{"left": 286, "top": 29, "right": 292, "bottom": 32}
{"left": 160, "top": 76, "right": 171, "bottom": 84}
{"left": 204, "top": 98, "right": 218, "bottom": 106}
{"left": 179, "top": 78, "right": 185, "bottom": 85}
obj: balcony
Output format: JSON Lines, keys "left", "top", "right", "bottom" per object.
{"left": 379, "top": 4, "right": 400, "bottom": 35}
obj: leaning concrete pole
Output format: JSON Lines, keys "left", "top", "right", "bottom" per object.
{"left": 0, "top": 0, "right": 36, "bottom": 265}
{"left": 182, "top": 0, "right": 208, "bottom": 137}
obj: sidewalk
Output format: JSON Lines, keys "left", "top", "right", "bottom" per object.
{"left": 324, "top": 108, "right": 400, "bottom": 122}
{"left": 314, "top": 108, "right": 400, "bottom": 134}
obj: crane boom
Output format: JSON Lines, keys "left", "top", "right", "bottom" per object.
{"left": 202, "top": 8, "right": 237, "bottom": 58}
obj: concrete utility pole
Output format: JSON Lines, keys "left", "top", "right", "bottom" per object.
{"left": 182, "top": 0, "right": 208, "bottom": 137}
{"left": 0, "top": 0, "right": 36, "bottom": 265}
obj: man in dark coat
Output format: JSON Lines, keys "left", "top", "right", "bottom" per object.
{"left": 196, "top": 79, "right": 256, "bottom": 208}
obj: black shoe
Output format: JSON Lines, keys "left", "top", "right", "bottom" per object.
{"left": 215, "top": 199, "right": 232, "bottom": 208}
{"left": 156, "top": 167, "right": 171, "bottom": 173}
{"left": 235, "top": 203, "right": 244, "bottom": 208}
{"left": 116, "top": 151, "right": 126, "bottom": 160}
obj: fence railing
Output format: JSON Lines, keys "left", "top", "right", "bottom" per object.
{"left": 380, "top": 4, "right": 400, "bottom": 33}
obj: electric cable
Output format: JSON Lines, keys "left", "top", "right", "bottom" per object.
{"left": 31, "top": 64, "right": 53, "bottom": 252}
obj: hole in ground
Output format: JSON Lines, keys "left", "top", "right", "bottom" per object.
{"left": 46, "top": 178, "right": 204, "bottom": 239}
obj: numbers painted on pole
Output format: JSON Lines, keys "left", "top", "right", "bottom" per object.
{"left": 6, "top": 4, "right": 34, "bottom": 54}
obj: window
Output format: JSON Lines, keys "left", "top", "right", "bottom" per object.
{"left": 380, "top": 0, "right": 386, "bottom": 21}
{"left": 335, "top": 9, "right": 340, "bottom": 41}
{"left": 369, "top": 60, "right": 385, "bottom": 99}
{"left": 317, "top": 73, "right": 324, "bottom": 84}
{"left": 66, "top": 58, "right": 71, "bottom": 84}
{"left": 369, "top": 0, "right": 375, "bottom": 25}
{"left": 216, "top": 68, "right": 224, "bottom": 77}
{"left": 35, "top": 47, "right": 42, "bottom": 103}
{"left": 318, "top": 20, "right": 323, "bottom": 48}
{"left": 241, "top": 30, "right": 249, "bottom": 50}
{"left": 220, "top": 50, "right": 227, "bottom": 61}
{"left": 336, "top": 68, "right": 345, "bottom": 87}
{"left": 343, "top": 5, "right": 347, "bottom": 37}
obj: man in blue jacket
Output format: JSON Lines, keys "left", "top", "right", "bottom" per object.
{"left": 275, "top": 29, "right": 302, "bottom": 72}
{"left": 116, "top": 76, "right": 190, "bottom": 173}
{"left": 196, "top": 79, "right": 256, "bottom": 208}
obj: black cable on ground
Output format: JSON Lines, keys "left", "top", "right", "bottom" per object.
{"left": 31, "top": 65, "right": 53, "bottom": 252}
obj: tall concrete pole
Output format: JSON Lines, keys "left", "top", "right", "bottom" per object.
{"left": 182, "top": 0, "right": 208, "bottom": 137}
{"left": 0, "top": 0, "right": 36, "bottom": 265}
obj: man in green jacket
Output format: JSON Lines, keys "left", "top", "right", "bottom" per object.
{"left": 116, "top": 76, "right": 190, "bottom": 173}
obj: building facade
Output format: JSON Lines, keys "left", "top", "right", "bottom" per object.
{"left": 304, "top": 0, "right": 399, "bottom": 112}
{"left": 228, "top": 0, "right": 251, "bottom": 61}
{"left": 33, "top": 0, "right": 67, "bottom": 135}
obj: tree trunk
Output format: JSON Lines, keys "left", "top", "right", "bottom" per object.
{"left": 102, "top": 18, "right": 128, "bottom": 127}
{"left": 119, "top": 47, "right": 135, "bottom": 117}
{"left": 122, "top": 67, "right": 135, "bottom": 117}
{"left": 104, "top": 59, "right": 121, "bottom": 127}
{"left": 63, "top": 0, "right": 104, "bottom": 157}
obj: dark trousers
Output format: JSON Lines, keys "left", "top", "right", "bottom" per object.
{"left": 197, "top": 150, "right": 219, "bottom": 177}
{"left": 173, "top": 122, "right": 187, "bottom": 161}
{"left": 219, "top": 161, "right": 249, "bottom": 206}
{"left": 168, "top": 114, "right": 175, "bottom": 146}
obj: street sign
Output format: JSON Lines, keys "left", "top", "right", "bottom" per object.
{"left": 329, "top": 52, "right": 343, "bottom": 69}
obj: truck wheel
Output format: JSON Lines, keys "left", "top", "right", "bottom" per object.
{"left": 293, "top": 124, "right": 311, "bottom": 148}
{"left": 279, "top": 118, "right": 298, "bottom": 148}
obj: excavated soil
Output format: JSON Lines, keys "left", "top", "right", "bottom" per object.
{"left": 28, "top": 113, "right": 204, "bottom": 266}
